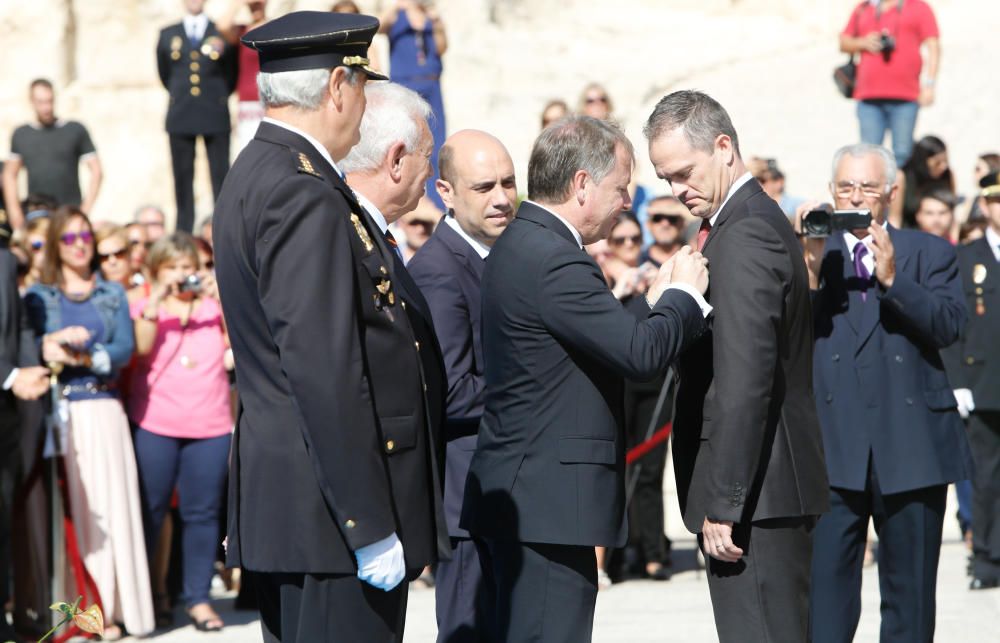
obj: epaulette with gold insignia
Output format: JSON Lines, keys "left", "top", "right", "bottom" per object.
{"left": 295, "top": 152, "right": 323, "bottom": 179}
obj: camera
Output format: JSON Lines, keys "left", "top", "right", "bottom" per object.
{"left": 178, "top": 274, "right": 202, "bottom": 294}
{"left": 880, "top": 32, "right": 895, "bottom": 61}
{"left": 802, "top": 205, "right": 873, "bottom": 238}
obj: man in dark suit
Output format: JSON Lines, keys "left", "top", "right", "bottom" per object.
{"left": 643, "top": 90, "right": 830, "bottom": 642}
{"left": 157, "top": 0, "right": 238, "bottom": 233}
{"left": 943, "top": 172, "right": 1000, "bottom": 590}
{"left": 0, "top": 248, "right": 48, "bottom": 641}
{"left": 461, "top": 115, "right": 710, "bottom": 642}
{"left": 407, "top": 130, "right": 517, "bottom": 642}
{"left": 212, "top": 13, "right": 447, "bottom": 642}
{"left": 802, "top": 143, "right": 972, "bottom": 642}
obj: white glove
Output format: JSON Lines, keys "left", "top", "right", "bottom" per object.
{"left": 953, "top": 388, "right": 975, "bottom": 419}
{"left": 354, "top": 532, "right": 405, "bottom": 591}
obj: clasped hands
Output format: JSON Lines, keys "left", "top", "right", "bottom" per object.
{"left": 42, "top": 326, "right": 93, "bottom": 368}
{"left": 645, "top": 246, "right": 710, "bottom": 305}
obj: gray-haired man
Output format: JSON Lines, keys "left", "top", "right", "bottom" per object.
{"left": 212, "top": 12, "right": 447, "bottom": 642}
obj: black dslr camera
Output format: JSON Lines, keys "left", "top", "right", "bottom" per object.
{"left": 178, "top": 274, "right": 202, "bottom": 294}
{"left": 801, "top": 205, "right": 872, "bottom": 238}
{"left": 880, "top": 32, "right": 895, "bottom": 61}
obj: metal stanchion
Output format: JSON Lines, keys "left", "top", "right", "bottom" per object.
{"left": 46, "top": 362, "right": 65, "bottom": 630}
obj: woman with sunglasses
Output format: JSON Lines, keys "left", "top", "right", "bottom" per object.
{"left": 127, "top": 233, "right": 232, "bottom": 632}
{"left": 20, "top": 215, "right": 49, "bottom": 290}
{"left": 24, "top": 207, "right": 153, "bottom": 640}
{"left": 95, "top": 225, "right": 135, "bottom": 290}
{"left": 579, "top": 82, "right": 614, "bottom": 121}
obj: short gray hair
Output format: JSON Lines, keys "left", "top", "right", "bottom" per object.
{"left": 643, "top": 90, "right": 741, "bottom": 156}
{"left": 339, "top": 83, "right": 432, "bottom": 174}
{"left": 527, "top": 115, "right": 634, "bottom": 203}
{"left": 133, "top": 204, "right": 165, "bottom": 223}
{"left": 831, "top": 143, "right": 898, "bottom": 187}
{"left": 257, "top": 67, "right": 359, "bottom": 110}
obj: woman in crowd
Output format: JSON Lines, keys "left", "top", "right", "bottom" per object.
{"left": 894, "top": 135, "right": 955, "bottom": 229}
{"left": 24, "top": 207, "right": 152, "bottom": 640}
{"left": 126, "top": 222, "right": 150, "bottom": 286}
{"left": 379, "top": 0, "right": 447, "bottom": 208}
{"left": 218, "top": 0, "right": 269, "bottom": 149}
{"left": 330, "top": 1, "right": 384, "bottom": 71}
{"left": 968, "top": 152, "right": 1000, "bottom": 221}
{"left": 540, "top": 99, "right": 569, "bottom": 129}
{"left": 96, "top": 225, "right": 135, "bottom": 290}
{"left": 128, "top": 233, "right": 233, "bottom": 632}
{"left": 579, "top": 82, "right": 614, "bottom": 121}
{"left": 20, "top": 215, "right": 49, "bottom": 290}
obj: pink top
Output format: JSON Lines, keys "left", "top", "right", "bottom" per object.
{"left": 128, "top": 296, "right": 232, "bottom": 439}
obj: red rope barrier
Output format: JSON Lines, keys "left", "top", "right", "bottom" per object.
{"left": 625, "top": 422, "right": 671, "bottom": 465}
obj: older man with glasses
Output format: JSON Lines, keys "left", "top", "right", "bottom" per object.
{"left": 799, "top": 143, "right": 972, "bottom": 643}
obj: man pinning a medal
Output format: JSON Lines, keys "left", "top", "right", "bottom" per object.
{"left": 212, "top": 11, "right": 448, "bottom": 642}
{"left": 943, "top": 171, "right": 1000, "bottom": 591}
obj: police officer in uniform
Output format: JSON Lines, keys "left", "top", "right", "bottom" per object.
{"left": 157, "top": 0, "right": 238, "bottom": 233}
{"left": 212, "top": 11, "right": 448, "bottom": 642}
{"left": 944, "top": 172, "right": 1000, "bottom": 591}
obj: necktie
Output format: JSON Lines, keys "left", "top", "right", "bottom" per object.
{"left": 384, "top": 229, "right": 405, "bottom": 263}
{"left": 697, "top": 219, "right": 712, "bottom": 251}
{"left": 853, "top": 241, "right": 871, "bottom": 301}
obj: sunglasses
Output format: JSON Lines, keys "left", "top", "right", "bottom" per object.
{"left": 585, "top": 95, "right": 608, "bottom": 105}
{"left": 98, "top": 248, "right": 129, "bottom": 262}
{"left": 649, "top": 214, "right": 683, "bottom": 225}
{"left": 608, "top": 234, "right": 643, "bottom": 247}
{"left": 60, "top": 231, "right": 94, "bottom": 246}
{"left": 29, "top": 240, "right": 45, "bottom": 251}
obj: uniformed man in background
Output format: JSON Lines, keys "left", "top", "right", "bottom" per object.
{"left": 157, "top": 0, "right": 237, "bottom": 233}
{"left": 212, "top": 11, "right": 448, "bottom": 642}
{"left": 944, "top": 172, "right": 1000, "bottom": 592}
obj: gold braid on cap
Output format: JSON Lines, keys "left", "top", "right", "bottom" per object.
{"left": 342, "top": 55, "right": 370, "bottom": 67}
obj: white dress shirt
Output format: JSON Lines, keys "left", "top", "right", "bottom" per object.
{"left": 444, "top": 216, "right": 491, "bottom": 259}
{"left": 986, "top": 226, "right": 1000, "bottom": 263}
{"left": 354, "top": 191, "right": 388, "bottom": 234}
{"left": 709, "top": 171, "right": 755, "bottom": 227}
{"left": 843, "top": 219, "right": 889, "bottom": 277}
{"left": 183, "top": 13, "right": 208, "bottom": 42}
{"left": 260, "top": 117, "right": 345, "bottom": 179}
{"left": 523, "top": 200, "right": 583, "bottom": 248}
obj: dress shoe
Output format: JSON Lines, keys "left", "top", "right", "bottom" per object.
{"left": 969, "top": 577, "right": 999, "bottom": 590}
{"left": 645, "top": 563, "right": 672, "bottom": 581}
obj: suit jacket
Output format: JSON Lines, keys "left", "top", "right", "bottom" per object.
{"left": 460, "top": 201, "right": 707, "bottom": 547}
{"left": 408, "top": 218, "right": 487, "bottom": 537}
{"left": 0, "top": 249, "right": 37, "bottom": 440}
{"left": 942, "top": 237, "right": 1000, "bottom": 411}
{"left": 672, "top": 179, "right": 829, "bottom": 534}
{"left": 812, "top": 225, "right": 973, "bottom": 494}
{"left": 213, "top": 121, "right": 447, "bottom": 575}
{"left": 156, "top": 21, "right": 237, "bottom": 136}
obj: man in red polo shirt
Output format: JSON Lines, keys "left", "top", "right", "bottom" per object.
{"left": 840, "top": 0, "right": 939, "bottom": 165}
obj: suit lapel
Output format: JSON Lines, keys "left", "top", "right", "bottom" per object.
{"left": 516, "top": 201, "right": 581, "bottom": 249}
{"left": 700, "top": 178, "right": 761, "bottom": 254}
{"left": 855, "top": 225, "right": 904, "bottom": 353}
{"left": 437, "top": 218, "right": 485, "bottom": 282}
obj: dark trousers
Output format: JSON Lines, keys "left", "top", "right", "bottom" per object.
{"left": 484, "top": 539, "right": 596, "bottom": 643}
{"left": 254, "top": 570, "right": 408, "bottom": 643}
{"left": 625, "top": 377, "right": 672, "bottom": 566}
{"left": 435, "top": 537, "right": 494, "bottom": 643}
{"left": 809, "top": 463, "right": 947, "bottom": 643}
{"left": 0, "top": 430, "right": 19, "bottom": 607}
{"left": 701, "top": 516, "right": 815, "bottom": 643}
{"left": 969, "top": 411, "right": 1000, "bottom": 580}
{"left": 168, "top": 132, "right": 230, "bottom": 233}
{"left": 133, "top": 428, "right": 231, "bottom": 608}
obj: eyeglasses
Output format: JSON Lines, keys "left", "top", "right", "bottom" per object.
{"left": 29, "top": 240, "right": 45, "bottom": 251}
{"left": 608, "top": 234, "right": 643, "bottom": 247}
{"left": 585, "top": 95, "right": 608, "bottom": 105}
{"left": 98, "top": 248, "right": 129, "bottom": 262}
{"left": 129, "top": 239, "right": 153, "bottom": 250}
{"left": 60, "top": 231, "right": 94, "bottom": 246}
{"left": 649, "top": 214, "right": 683, "bottom": 226}
{"left": 832, "top": 180, "right": 887, "bottom": 199}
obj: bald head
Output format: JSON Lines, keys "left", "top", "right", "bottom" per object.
{"left": 435, "top": 130, "right": 517, "bottom": 247}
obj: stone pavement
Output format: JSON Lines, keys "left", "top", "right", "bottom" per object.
{"left": 121, "top": 488, "right": 998, "bottom": 642}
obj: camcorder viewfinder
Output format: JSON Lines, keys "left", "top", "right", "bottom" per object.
{"left": 802, "top": 205, "right": 873, "bottom": 238}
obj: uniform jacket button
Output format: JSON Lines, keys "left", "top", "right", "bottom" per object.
{"left": 386, "top": 440, "right": 395, "bottom": 452}
{"left": 905, "top": 397, "right": 913, "bottom": 406}
{"left": 345, "top": 519, "right": 356, "bottom": 529}
{"left": 825, "top": 394, "right": 833, "bottom": 403}
{"left": 414, "top": 341, "right": 420, "bottom": 351}
{"left": 832, "top": 353, "right": 840, "bottom": 361}
{"left": 895, "top": 355, "right": 903, "bottom": 363}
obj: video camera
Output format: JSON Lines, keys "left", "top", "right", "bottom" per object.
{"left": 801, "top": 204, "right": 872, "bottom": 238}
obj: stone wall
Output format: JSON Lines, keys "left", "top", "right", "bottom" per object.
{"left": 1, "top": 0, "right": 997, "bottom": 227}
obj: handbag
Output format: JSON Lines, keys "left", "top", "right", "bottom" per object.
{"left": 833, "top": 2, "right": 866, "bottom": 98}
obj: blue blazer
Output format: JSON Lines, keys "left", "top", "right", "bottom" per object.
{"left": 408, "top": 218, "right": 486, "bottom": 537}
{"left": 811, "top": 226, "right": 973, "bottom": 495}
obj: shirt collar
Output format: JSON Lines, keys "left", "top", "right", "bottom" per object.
{"left": 353, "top": 190, "right": 389, "bottom": 234}
{"left": 985, "top": 226, "right": 1000, "bottom": 262}
{"left": 444, "top": 215, "right": 491, "bottom": 259}
{"left": 843, "top": 218, "right": 889, "bottom": 252}
{"left": 184, "top": 13, "right": 208, "bottom": 29}
{"left": 524, "top": 200, "right": 583, "bottom": 249}
{"left": 708, "top": 172, "right": 754, "bottom": 226}
{"left": 261, "top": 117, "right": 344, "bottom": 179}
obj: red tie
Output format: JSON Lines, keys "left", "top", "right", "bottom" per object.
{"left": 697, "top": 219, "right": 712, "bottom": 251}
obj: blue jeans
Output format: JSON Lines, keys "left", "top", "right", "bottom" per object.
{"left": 133, "top": 428, "right": 231, "bottom": 608}
{"left": 856, "top": 99, "right": 919, "bottom": 166}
